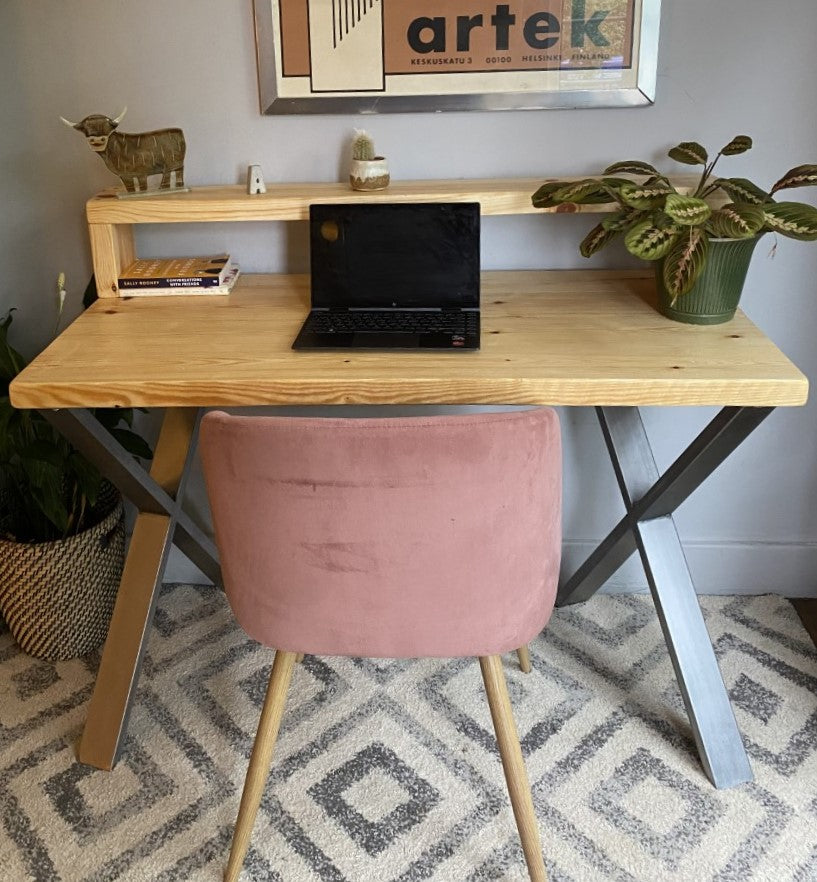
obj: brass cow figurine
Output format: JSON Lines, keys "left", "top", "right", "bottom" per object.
{"left": 60, "top": 107, "right": 186, "bottom": 193}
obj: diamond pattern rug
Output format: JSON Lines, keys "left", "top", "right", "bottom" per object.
{"left": 1, "top": 587, "right": 816, "bottom": 881}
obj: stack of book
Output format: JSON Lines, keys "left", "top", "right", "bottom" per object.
{"left": 117, "top": 254, "right": 240, "bottom": 295}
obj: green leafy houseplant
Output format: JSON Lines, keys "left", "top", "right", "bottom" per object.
{"left": 0, "top": 304, "right": 151, "bottom": 543}
{"left": 531, "top": 136, "right": 817, "bottom": 308}
{"left": 0, "top": 283, "right": 154, "bottom": 659}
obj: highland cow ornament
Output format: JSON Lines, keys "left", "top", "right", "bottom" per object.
{"left": 60, "top": 107, "right": 187, "bottom": 196}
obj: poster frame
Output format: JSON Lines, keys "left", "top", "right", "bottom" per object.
{"left": 253, "top": 0, "right": 662, "bottom": 115}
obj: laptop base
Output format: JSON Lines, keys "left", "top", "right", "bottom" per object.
{"left": 293, "top": 307, "right": 480, "bottom": 350}
{"left": 292, "top": 330, "right": 479, "bottom": 350}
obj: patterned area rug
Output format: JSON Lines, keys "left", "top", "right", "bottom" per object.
{"left": 1, "top": 587, "right": 816, "bottom": 882}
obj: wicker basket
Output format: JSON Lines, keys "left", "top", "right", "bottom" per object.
{"left": 0, "top": 487, "right": 125, "bottom": 660}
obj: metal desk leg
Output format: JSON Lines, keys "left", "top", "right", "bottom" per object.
{"left": 558, "top": 406, "right": 773, "bottom": 789}
{"left": 42, "top": 407, "right": 221, "bottom": 770}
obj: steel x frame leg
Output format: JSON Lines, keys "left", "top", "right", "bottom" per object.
{"left": 42, "top": 407, "right": 221, "bottom": 770}
{"left": 558, "top": 406, "right": 773, "bottom": 789}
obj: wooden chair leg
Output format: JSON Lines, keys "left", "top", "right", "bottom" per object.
{"left": 516, "top": 645, "right": 532, "bottom": 674}
{"left": 224, "top": 650, "right": 297, "bottom": 882}
{"left": 479, "top": 655, "right": 547, "bottom": 882}
{"left": 295, "top": 653, "right": 305, "bottom": 664}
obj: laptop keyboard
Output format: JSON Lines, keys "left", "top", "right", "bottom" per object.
{"left": 305, "top": 310, "right": 478, "bottom": 336}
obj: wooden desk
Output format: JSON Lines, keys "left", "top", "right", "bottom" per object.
{"left": 12, "top": 270, "right": 803, "bottom": 408}
{"left": 10, "top": 270, "right": 808, "bottom": 791}
{"left": 9, "top": 170, "right": 809, "bottom": 787}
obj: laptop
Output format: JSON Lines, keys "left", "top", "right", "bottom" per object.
{"left": 293, "top": 202, "right": 481, "bottom": 350}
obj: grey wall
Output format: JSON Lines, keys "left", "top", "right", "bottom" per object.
{"left": 2, "top": 1, "right": 816, "bottom": 594}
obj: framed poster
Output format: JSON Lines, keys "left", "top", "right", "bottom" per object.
{"left": 253, "top": 0, "right": 661, "bottom": 114}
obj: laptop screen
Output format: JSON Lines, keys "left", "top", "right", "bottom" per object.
{"left": 309, "top": 202, "right": 480, "bottom": 310}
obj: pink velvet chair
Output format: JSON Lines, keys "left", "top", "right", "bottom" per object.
{"left": 200, "top": 408, "right": 562, "bottom": 882}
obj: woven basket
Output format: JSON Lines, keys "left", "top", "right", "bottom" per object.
{"left": 0, "top": 487, "right": 125, "bottom": 660}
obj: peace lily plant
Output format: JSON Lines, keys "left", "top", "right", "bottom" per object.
{"left": 532, "top": 136, "right": 817, "bottom": 305}
{"left": 0, "top": 276, "right": 154, "bottom": 659}
{"left": 0, "top": 277, "right": 152, "bottom": 542}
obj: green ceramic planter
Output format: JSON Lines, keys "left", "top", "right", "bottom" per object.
{"left": 656, "top": 236, "right": 761, "bottom": 325}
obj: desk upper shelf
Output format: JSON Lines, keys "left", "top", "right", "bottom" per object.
{"left": 85, "top": 175, "right": 704, "bottom": 298}
{"left": 85, "top": 175, "right": 704, "bottom": 225}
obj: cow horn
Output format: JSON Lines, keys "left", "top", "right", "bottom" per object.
{"left": 59, "top": 115, "right": 79, "bottom": 128}
{"left": 112, "top": 106, "right": 127, "bottom": 125}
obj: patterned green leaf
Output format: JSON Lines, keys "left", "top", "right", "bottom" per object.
{"left": 712, "top": 178, "right": 770, "bottom": 205}
{"left": 762, "top": 202, "right": 817, "bottom": 240}
{"left": 602, "top": 160, "right": 659, "bottom": 176}
{"left": 650, "top": 210, "right": 677, "bottom": 229}
{"left": 599, "top": 177, "right": 636, "bottom": 191}
{"left": 662, "top": 228, "right": 709, "bottom": 301}
{"left": 601, "top": 208, "right": 646, "bottom": 232}
{"left": 644, "top": 174, "right": 675, "bottom": 188}
{"left": 531, "top": 180, "right": 566, "bottom": 208}
{"left": 619, "top": 180, "right": 674, "bottom": 209}
{"left": 707, "top": 204, "right": 765, "bottom": 239}
{"left": 721, "top": 135, "right": 753, "bottom": 156}
{"left": 579, "top": 223, "right": 619, "bottom": 257}
{"left": 623, "top": 219, "right": 680, "bottom": 260}
{"left": 553, "top": 179, "right": 610, "bottom": 204}
{"left": 770, "top": 165, "right": 817, "bottom": 194}
{"left": 664, "top": 193, "right": 712, "bottom": 226}
{"left": 668, "top": 142, "right": 708, "bottom": 166}
{"left": 581, "top": 192, "right": 622, "bottom": 205}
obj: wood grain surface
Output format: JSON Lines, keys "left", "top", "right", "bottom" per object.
{"left": 84, "top": 175, "right": 719, "bottom": 297}
{"left": 10, "top": 270, "right": 807, "bottom": 410}
{"left": 85, "top": 176, "right": 706, "bottom": 224}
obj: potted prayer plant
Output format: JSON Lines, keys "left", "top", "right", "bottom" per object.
{"left": 0, "top": 278, "right": 152, "bottom": 659}
{"left": 531, "top": 136, "right": 817, "bottom": 324}
{"left": 349, "top": 129, "right": 390, "bottom": 191}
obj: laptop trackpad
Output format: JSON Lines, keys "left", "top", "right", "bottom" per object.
{"left": 351, "top": 332, "right": 420, "bottom": 348}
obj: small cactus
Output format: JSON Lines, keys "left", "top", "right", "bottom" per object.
{"left": 351, "top": 129, "right": 376, "bottom": 162}
{"left": 349, "top": 129, "right": 389, "bottom": 190}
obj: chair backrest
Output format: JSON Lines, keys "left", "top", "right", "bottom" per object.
{"left": 200, "top": 409, "right": 562, "bottom": 658}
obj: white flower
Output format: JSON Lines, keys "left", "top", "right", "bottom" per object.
{"left": 54, "top": 272, "right": 67, "bottom": 336}
{"left": 56, "top": 273, "right": 66, "bottom": 316}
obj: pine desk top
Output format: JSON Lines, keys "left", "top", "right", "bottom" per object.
{"left": 10, "top": 270, "right": 808, "bottom": 410}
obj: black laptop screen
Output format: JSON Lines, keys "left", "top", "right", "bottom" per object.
{"left": 309, "top": 202, "right": 480, "bottom": 310}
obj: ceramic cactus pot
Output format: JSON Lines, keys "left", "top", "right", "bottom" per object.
{"left": 349, "top": 157, "right": 390, "bottom": 191}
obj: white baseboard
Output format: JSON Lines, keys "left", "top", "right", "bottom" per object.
{"left": 561, "top": 540, "right": 817, "bottom": 597}
{"left": 165, "top": 540, "right": 817, "bottom": 597}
